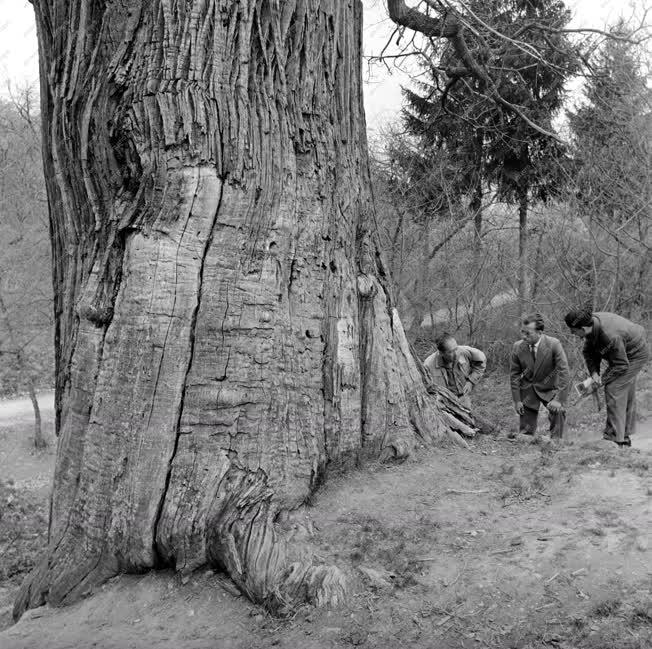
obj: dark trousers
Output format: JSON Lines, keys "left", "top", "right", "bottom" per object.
{"left": 519, "top": 401, "right": 565, "bottom": 439}
{"left": 604, "top": 346, "right": 649, "bottom": 442}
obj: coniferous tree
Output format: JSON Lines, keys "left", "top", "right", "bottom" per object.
{"left": 568, "top": 26, "right": 651, "bottom": 315}
{"left": 399, "top": 0, "right": 577, "bottom": 306}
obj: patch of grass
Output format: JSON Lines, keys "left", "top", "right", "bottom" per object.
{"left": 569, "top": 616, "right": 587, "bottom": 631}
{"left": 625, "top": 458, "right": 650, "bottom": 476}
{"left": 630, "top": 605, "right": 652, "bottom": 628}
{"left": 500, "top": 474, "right": 547, "bottom": 501}
{"left": 568, "top": 617, "right": 652, "bottom": 649}
{"left": 576, "top": 632, "right": 651, "bottom": 649}
{"left": 495, "top": 591, "right": 652, "bottom": 649}
{"left": 593, "top": 508, "right": 622, "bottom": 528}
{"left": 577, "top": 451, "right": 615, "bottom": 467}
{"left": 495, "top": 451, "right": 558, "bottom": 502}
{"left": 525, "top": 590, "right": 652, "bottom": 649}
{"left": 495, "top": 462, "right": 516, "bottom": 478}
{"left": 336, "top": 513, "right": 431, "bottom": 590}
{"left": 590, "top": 597, "right": 622, "bottom": 618}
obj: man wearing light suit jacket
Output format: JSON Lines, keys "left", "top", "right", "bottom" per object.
{"left": 510, "top": 313, "right": 570, "bottom": 439}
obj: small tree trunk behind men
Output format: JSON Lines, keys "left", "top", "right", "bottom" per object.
{"left": 27, "top": 381, "right": 45, "bottom": 450}
{"left": 0, "top": 291, "right": 46, "bottom": 449}
{"left": 518, "top": 184, "right": 530, "bottom": 311}
{"left": 471, "top": 128, "right": 484, "bottom": 252}
{"left": 16, "top": 0, "right": 452, "bottom": 618}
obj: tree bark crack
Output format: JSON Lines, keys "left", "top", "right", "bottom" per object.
{"left": 145, "top": 172, "right": 200, "bottom": 431}
{"left": 218, "top": 286, "right": 231, "bottom": 380}
{"left": 152, "top": 173, "right": 226, "bottom": 563}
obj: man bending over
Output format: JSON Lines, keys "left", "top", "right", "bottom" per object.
{"left": 424, "top": 333, "right": 487, "bottom": 408}
{"left": 565, "top": 308, "right": 649, "bottom": 447}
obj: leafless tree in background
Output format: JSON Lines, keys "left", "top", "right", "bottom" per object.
{"left": 0, "top": 86, "right": 51, "bottom": 449}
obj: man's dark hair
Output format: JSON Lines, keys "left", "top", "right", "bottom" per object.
{"left": 564, "top": 308, "right": 593, "bottom": 328}
{"left": 435, "top": 332, "right": 455, "bottom": 352}
{"left": 522, "top": 313, "right": 545, "bottom": 331}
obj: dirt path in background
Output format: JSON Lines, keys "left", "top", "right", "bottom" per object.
{"left": 0, "top": 393, "right": 54, "bottom": 425}
{"left": 2, "top": 417, "right": 651, "bottom": 649}
{"left": 0, "top": 392, "right": 56, "bottom": 497}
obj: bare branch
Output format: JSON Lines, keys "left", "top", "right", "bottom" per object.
{"left": 427, "top": 213, "right": 474, "bottom": 260}
{"left": 387, "top": 0, "right": 460, "bottom": 38}
{"left": 386, "top": 0, "right": 566, "bottom": 142}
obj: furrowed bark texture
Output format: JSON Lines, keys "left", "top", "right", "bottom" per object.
{"left": 16, "top": 0, "right": 447, "bottom": 618}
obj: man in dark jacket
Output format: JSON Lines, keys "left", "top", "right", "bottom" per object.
{"left": 510, "top": 313, "right": 570, "bottom": 438}
{"left": 565, "top": 309, "right": 649, "bottom": 447}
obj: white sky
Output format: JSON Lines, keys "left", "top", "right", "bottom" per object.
{"left": 0, "top": 0, "right": 636, "bottom": 132}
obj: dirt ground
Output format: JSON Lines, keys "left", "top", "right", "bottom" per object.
{"left": 1, "top": 374, "right": 651, "bottom": 649}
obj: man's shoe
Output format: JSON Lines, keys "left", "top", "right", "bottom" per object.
{"left": 616, "top": 436, "right": 632, "bottom": 448}
{"left": 602, "top": 431, "right": 617, "bottom": 442}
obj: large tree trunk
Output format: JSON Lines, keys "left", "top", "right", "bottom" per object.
{"left": 16, "top": 0, "right": 451, "bottom": 619}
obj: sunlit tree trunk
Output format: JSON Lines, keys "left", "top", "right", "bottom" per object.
{"left": 16, "top": 0, "right": 451, "bottom": 619}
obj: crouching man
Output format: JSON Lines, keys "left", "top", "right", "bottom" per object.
{"left": 564, "top": 308, "right": 650, "bottom": 447}
{"left": 510, "top": 313, "right": 570, "bottom": 439}
{"left": 423, "top": 333, "right": 487, "bottom": 408}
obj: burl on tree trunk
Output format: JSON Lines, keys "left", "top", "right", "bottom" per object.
{"left": 16, "top": 0, "right": 473, "bottom": 619}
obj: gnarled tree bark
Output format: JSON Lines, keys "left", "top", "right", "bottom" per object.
{"left": 15, "top": 0, "right": 462, "bottom": 619}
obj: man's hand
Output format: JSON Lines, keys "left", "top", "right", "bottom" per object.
{"left": 591, "top": 372, "right": 602, "bottom": 386}
{"left": 462, "top": 382, "right": 473, "bottom": 395}
{"left": 547, "top": 399, "right": 562, "bottom": 413}
{"left": 514, "top": 401, "right": 525, "bottom": 415}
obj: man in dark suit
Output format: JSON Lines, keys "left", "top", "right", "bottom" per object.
{"left": 564, "top": 308, "right": 649, "bottom": 447}
{"left": 510, "top": 313, "right": 570, "bottom": 438}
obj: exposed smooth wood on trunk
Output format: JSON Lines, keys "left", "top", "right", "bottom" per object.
{"left": 16, "top": 0, "right": 450, "bottom": 619}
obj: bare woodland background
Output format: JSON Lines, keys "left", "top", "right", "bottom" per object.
{"left": 1, "top": 15, "right": 649, "bottom": 400}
